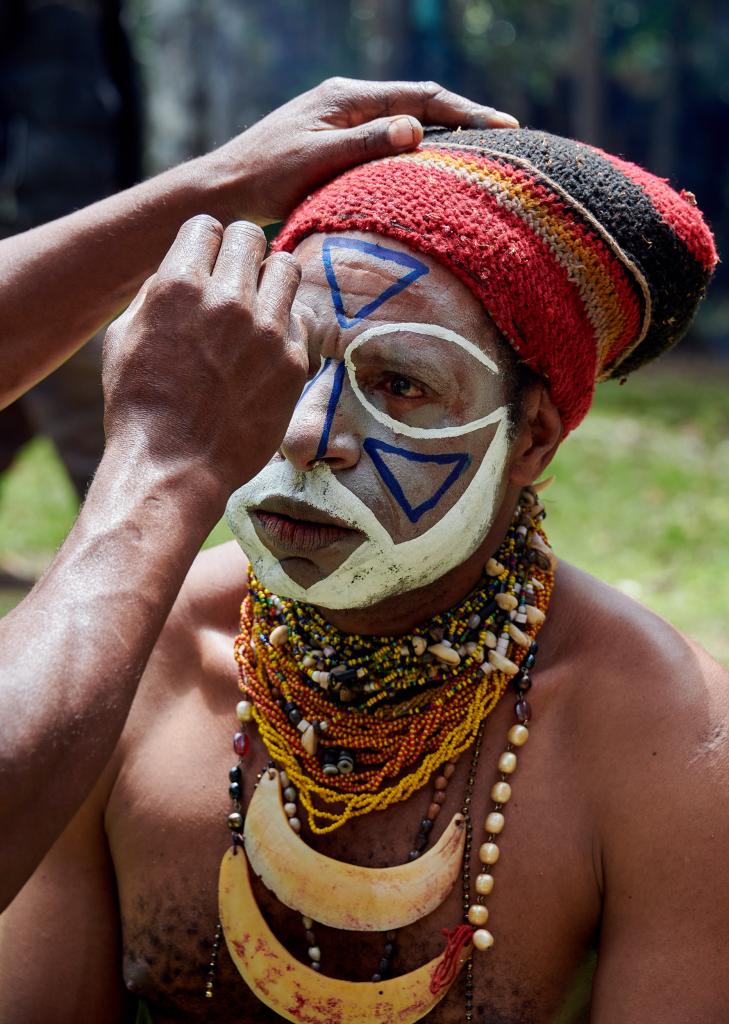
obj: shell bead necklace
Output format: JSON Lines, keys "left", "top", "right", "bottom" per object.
{"left": 233, "top": 488, "right": 552, "bottom": 834}
{"left": 212, "top": 486, "right": 555, "bottom": 1019}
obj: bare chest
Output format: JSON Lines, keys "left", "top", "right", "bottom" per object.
{"left": 107, "top": 650, "right": 600, "bottom": 1023}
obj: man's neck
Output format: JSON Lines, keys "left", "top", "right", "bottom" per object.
{"left": 314, "top": 493, "right": 521, "bottom": 636}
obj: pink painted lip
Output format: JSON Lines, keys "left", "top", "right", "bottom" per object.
{"left": 253, "top": 505, "right": 360, "bottom": 555}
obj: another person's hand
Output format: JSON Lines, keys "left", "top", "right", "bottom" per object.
{"left": 209, "top": 77, "right": 518, "bottom": 224}
{"left": 103, "top": 215, "right": 307, "bottom": 503}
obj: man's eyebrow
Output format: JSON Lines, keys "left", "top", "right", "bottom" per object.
{"left": 356, "top": 350, "right": 452, "bottom": 393}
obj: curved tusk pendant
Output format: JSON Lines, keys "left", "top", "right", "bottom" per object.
{"left": 219, "top": 847, "right": 470, "bottom": 1024}
{"left": 244, "top": 770, "right": 466, "bottom": 931}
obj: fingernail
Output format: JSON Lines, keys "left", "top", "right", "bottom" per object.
{"left": 490, "top": 111, "right": 520, "bottom": 128}
{"left": 388, "top": 116, "right": 417, "bottom": 149}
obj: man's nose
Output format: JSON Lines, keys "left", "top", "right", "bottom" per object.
{"left": 280, "top": 358, "right": 361, "bottom": 472}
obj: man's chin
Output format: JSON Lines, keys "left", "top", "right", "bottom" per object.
{"left": 276, "top": 555, "right": 329, "bottom": 590}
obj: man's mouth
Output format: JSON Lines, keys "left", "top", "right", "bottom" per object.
{"left": 252, "top": 500, "right": 362, "bottom": 555}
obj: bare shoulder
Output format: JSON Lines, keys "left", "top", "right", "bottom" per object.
{"left": 169, "top": 539, "right": 250, "bottom": 638}
{"left": 550, "top": 560, "right": 729, "bottom": 754}
{"left": 546, "top": 560, "right": 729, "bottom": 867}
{"left": 552, "top": 573, "right": 729, "bottom": 1018}
{"left": 117, "top": 540, "right": 249, "bottom": 737}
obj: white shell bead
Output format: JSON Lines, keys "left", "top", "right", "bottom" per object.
{"left": 283, "top": 786, "right": 297, "bottom": 802}
{"left": 508, "top": 623, "right": 530, "bottom": 647}
{"left": 284, "top": 802, "right": 298, "bottom": 817}
{"left": 269, "top": 624, "right": 289, "bottom": 648}
{"left": 525, "top": 604, "right": 546, "bottom": 625}
{"left": 468, "top": 904, "right": 489, "bottom": 926}
{"left": 236, "top": 700, "right": 253, "bottom": 723}
{"left": 475, "top": 873, "right": 495, "bottom": 896}
{"left": 478, "top": 842, "right": 500, "bottom": 865}
{"left": 495, "top": 593, "right": 518, "bottom": 611}
{"left": 498, "top": 751, "right": 517, "bottom": 774}
{"left": 488, "top": 650, "right": 519, "bottom": 676}
{"left": 484, "top": 631, "right": 497, "bottom": 649}
{"left": 412, "top": 636, "right": 427, "bottom": 656}
{"left": 473, "top": 929, "right": 494, "bottom": 952}
{"left": 486, "top": 558, "right": 504, "bottom": 576}
{"left": 428, "top": 642, "right": 461, "bottom": 666}
{"left": 485, "top": 812, "right": 505, "bottom": 834}
{"left": 491, "top": 781, "right": 512, "bottom": 804}
{"left": 508, "top": 724, "right": 529, "bottom": 747}
{"left": 308, "top": 946, "right": 321, "bottom": 962}
{"left": 288, "top": 817, "right": 302, "bottom": 833}
{"left": 301, "top": 724, "right": 318, "bottom": 755}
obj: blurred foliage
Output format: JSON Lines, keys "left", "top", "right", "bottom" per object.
{"left": 1, "top": 365, "right": 728, "bottom": 664}
{"left": 128, "top": 0, "right": 728, "bottom": 353}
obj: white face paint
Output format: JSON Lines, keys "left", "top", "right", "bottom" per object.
{"left": 226, "top": 322, "right": 511, "bottom": 610}
{"left": 344, "top": 322, "right": 504, "bottom": 438}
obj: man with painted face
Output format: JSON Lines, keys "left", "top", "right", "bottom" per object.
{"left": 2, "top": 129, "right": 728, "bottom": 1024}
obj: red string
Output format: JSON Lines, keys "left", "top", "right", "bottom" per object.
{"left": 429, "top": 924, "right": 474, "bottom": 995}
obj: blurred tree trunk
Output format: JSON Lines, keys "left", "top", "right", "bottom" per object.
{"left": 651, "top": 0, "right": 680, "bottom": 179}
{"left": 571, "top": 0, "right": 602, "bottom": 144}
{"left": 357, "top": 0, "right": 407, "bottom": 80}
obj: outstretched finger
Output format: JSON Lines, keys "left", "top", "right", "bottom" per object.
{"left": 343, "top": 79, "right": 519, "bottom": 130}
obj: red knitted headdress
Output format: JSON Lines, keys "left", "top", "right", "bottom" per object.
{"left": 275, "top": 128, "right": 717, "bottom": 433}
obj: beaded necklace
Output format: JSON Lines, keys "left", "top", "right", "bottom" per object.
{"left": 233, "top": 489, "right": 552, "bottom": 835}
{"left": 214, "top": 485, "right": 556, "bottom": 1018}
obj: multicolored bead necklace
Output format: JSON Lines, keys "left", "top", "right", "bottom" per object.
{"left": 214, "top": 485, "right": 556, "bottom": 1018}
{"left": 233, "top": 487, "right": 553, "bottom": 835}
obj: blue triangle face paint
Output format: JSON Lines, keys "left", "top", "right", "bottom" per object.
{"left": 322, "top": 237, "right": 429, "bottom": 329}
{"left": 363, "top": 438, "right": 471, "bottom": 524}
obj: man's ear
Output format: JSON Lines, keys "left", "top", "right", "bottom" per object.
{"left": 508, "top": 381, "right": 562, "bottom": 487}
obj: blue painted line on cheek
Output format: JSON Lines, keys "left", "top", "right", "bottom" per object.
{"left": 321, "top": 237, "right": 429, "bottom": 329}
{"left": 314, "top": 360, "right": 347, "bottom": 461}
{"left": 363, "top": 438, "right": 472, "bottom": 524}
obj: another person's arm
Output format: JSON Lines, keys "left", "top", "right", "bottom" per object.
{"left": 0, "top": 766, "right": 130, "bottom": 1023}
{"left": 0, "top": 216, "right": 303, "bottom": 910}
{"left": 0, "top": 78, "right": 516, "bottom": 408}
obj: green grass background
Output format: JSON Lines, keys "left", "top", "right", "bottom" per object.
{"left": 1, "top": 361, "right": 728, "bottom": 664}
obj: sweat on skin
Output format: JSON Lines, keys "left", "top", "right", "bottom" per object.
{"left": 226, "top": 232, "right": 514, "bottom": 610}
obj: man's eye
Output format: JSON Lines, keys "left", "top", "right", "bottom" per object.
{"left": 386, "top": 375, "right": 425, "bottom": 399}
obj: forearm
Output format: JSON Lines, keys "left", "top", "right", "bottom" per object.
{"left": 0, "top": 77, "right": 510, "bottom": 409}
{"left": 0, "top": 151, "right": 243, "bottom": 408}
{"left": 0, "top": 443, "right": 224, "bottom": 909}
